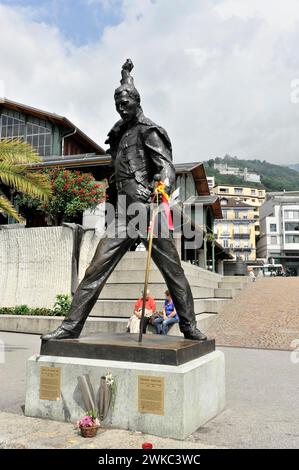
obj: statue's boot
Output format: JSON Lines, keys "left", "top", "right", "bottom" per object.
{"left": 41, "top": 326, "right": 79, "bottom": 341}
{"left": 182, "top": 323, "right": 207, "bottom": 341}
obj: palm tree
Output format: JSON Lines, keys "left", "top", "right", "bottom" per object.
{"left": 0, "top": 139, "right": 51, "bottom": 222}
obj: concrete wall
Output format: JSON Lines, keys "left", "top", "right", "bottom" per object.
{"left": 77, "top": 229, "right": 102, "bottom": 282}
{"left": 0, "top": 226, "right": 73, "bottom": 308}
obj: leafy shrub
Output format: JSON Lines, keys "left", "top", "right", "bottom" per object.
{"left": 0, "top": 307, "right": 15, "bottom": 315}
{"left": 53, "top": 294, "right": 71, "bottom": 316}
{"left": 14, "top": 305, "right": 31, "bottom": 315}
{"left": 0, "top": 294, "right": 71, "bottom": 316}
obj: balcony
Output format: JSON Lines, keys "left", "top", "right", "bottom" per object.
{"left": 234, "top": 233, "right": 250, "bottom": 239}
{"left": 232, "top": 246, "right": 252, "bottom": 252}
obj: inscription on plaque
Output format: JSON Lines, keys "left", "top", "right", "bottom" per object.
{"left": 39, "top": 367, "right": 61, "bottom": 401}
{"left": 138, "top": 376, "right": 164, "bottom": 415}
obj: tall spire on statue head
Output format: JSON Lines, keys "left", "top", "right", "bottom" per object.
{"left": 114, "top": 58, "right": 141, "bottom": 104}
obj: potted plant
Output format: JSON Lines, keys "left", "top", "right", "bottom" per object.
{"left": 77, "top": 410, "right": 100, "bottom": 438}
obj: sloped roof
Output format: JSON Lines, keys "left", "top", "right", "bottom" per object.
{"left": 220, "top": 197, "right": 252, "bottom": 208}
{"left": 175, "top": 162, "right": 210, "bottom": 196}
{"left": 184, "top": 195, "right": 223, "bottom": 219}
{"left": 0, "top": 98, "right": 105, "bottom": 154}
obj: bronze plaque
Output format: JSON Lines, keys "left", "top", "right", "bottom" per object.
{"left": 138, "top": 376, "right": 164, "bottom": 416}
{"left": 39, "top": 367, "right": 61, "bottom": 401}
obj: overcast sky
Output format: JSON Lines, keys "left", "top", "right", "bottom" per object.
{"left": 1, "top": 0, "right": 299, "bottom": 165}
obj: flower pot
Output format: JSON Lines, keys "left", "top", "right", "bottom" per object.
{"left": 98, "top": 376, "right": 112, "bottom": 420}
{"left": 80, "top": 425, "right": 99, "bottom": 438}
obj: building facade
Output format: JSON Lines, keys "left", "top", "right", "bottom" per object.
{"left": 257, "top": 192, "right": 299, "bottom": 276}
{"left": 0, "top": 98, "right": 105, "bottom": 158}
{"left": 213, "top": 163, "right": 261, "bottom": 183}
{"left": 213, "top": 184, "right": 265, "bottom": 237}
{"left": 214, "top": 197, "right": 256, "bottom": 261}
{"left": 0, "top": 99, "right": 110, "bottom": 226}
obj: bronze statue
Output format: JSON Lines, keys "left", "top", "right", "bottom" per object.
{"left": 41, "top": 59, "right": 207, "bottom": 342}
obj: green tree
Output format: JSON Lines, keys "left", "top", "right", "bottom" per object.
{"left": 0, "top": 140, "right": 51, "bottom": 222}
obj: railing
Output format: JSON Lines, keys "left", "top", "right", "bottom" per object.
{"left": 234, "top": 233, "right": 250, "bottom": 239}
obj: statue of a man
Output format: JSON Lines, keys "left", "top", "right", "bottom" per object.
{"left": 42, "top": 59, "right": 207, "bottom": 342}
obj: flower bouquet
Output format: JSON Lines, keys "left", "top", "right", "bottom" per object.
{"left": 77, "top": 410, "right": 100, "bottom": 438}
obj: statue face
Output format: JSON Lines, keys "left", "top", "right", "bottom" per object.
{"left": 115, "top": 92, "right": 138, "bottom": 123}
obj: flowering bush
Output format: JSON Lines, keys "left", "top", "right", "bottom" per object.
{"left": 77, "top": 410, "right": 100, "bottom": 429}
{"left": 15, "top": 169, "right": 106, "bottom": 226}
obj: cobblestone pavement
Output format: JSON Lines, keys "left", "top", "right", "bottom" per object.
{"left": 206, "top": 278, "right": 299, "bottom": 350}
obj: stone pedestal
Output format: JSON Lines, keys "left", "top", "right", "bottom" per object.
{"left": 25, "top": 340, "right": 225, "bottom": 439}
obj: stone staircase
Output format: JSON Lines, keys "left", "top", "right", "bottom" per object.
{"left": 87, "top": 252, "right": 250, "bottom": 337}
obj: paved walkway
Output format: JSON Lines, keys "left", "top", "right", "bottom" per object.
{"left": 1, "top": 332, "right": 299, "bottom": 448}
{"left": 207, "top": 278, "right": 299, "bottom": 350}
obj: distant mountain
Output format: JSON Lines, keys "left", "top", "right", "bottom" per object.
{"left": 288, "top": 164, "right": 299, "bottom": 173}
{"left": 204, "top": 155, "right": 299, "bottom": 192}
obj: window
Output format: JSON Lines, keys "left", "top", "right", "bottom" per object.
{"left": 0, "top": 114, "right": 25, "bottom": 139}
{"left": 270, "top": 223, "right": 277, "bottom": 232}
{"left": 234, "top": 225, "right": 239, "bottom": 234}
{"left": 221, "top": 198, "right": 228, "bottom": 206}
{"left": 258, "top": 191, "right": 263, "bottom": 197}
{"left": 285, "top": 222, "right": 299, "bottom": 231}
{"left": 235, "top": 188, "right": 243, "bottom": 194}
{"left": 270, "top": 236, "right": 277, "bottom": 244}
{"left": 219, "top": 187, "right": 229, "bottom": 193}
{"left": 26, "top": 122, "right": 52, "bottom": 156}
{"left": 0, "top": 114, "right": 52, "bottom": 156}
{"left": 243, "top": 225, "right": 248, "bottom": 234}
{"left": 222, "top": 239, "right": 229, "bottom": 248}
{"left": 235, "top": 210, "right": 241, "bottom": 219}
{"left": 285, "top": 210, "right": 299, "bottom": 220}
{"left": 285, "top": 234, "right": 299, "bottom": 243}
{"left": 222, "top": 210, "right": 227, "bottom": 219}
{"left": 251, "top": 189, "right": 256, "bottom": 195}
{"left": 222, "top": 223, "right": 229, "bottom": 235}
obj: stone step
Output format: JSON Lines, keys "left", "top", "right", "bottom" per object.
{"left": 223, "top": 276, "right": 250, "bottom": 283}
{"left": 214, "top": 288, "right": 236, "bottom": 299}
{"left": 218, "top": 281, "right": 244, "bottom": 290}
{"left": 106, "top": 270, "right": 220, "bottom": 289}
{"left": 0, "top": 313, "right": 216, "bottom": 336}
{"left": 101, "top": 283, "right": 216, "bottom": 300}
{"left": 121, "top": 253, "right": 222, "bottom": 276}
{"left": 91, "top": 297, "right": 230, "bottom": 318}
{"left": 114, "top": 257, "right": 222, "bottom": 280}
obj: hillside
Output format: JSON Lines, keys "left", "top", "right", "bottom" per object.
{"left": 204, "top": 155, "right": 299, "bottom": 191}
{"left": 289, "top": 163, "right": 299, "bottom": 173}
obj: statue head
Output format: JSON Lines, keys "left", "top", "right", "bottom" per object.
{"left": 114, "top": 59, "right": 141, "bottom": 122}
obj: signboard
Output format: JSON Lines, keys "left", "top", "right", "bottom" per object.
{"left": 138, "top": 376, "right": 164, "bottom": 416}
{"left": 39, "top": 367, "right": 61, "bottom": 401}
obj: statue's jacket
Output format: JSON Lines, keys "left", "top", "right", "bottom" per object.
{"left": 106, "top": 112, "right": 176, "bottom": 204}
